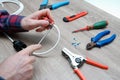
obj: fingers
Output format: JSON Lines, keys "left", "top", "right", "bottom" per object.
{"left": 21, "top": 9, "right": 54, "bottom": 31}
{"left": 36, "top": 9, "right": 54, "bottom": 24}
{"left": 18, "top": 44, "right": 42, "bottom": 55}
{"left": 36, "top": 28, "right": 45, "bottom": 32}
{"left": 29, "top": 20, "right": 49, "bottom": 29}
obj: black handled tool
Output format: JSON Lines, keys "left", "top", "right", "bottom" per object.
{"left": 3, "top": 32, "right": 27, "bottom": 52}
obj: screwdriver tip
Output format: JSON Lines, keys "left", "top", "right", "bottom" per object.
{"left": 72, "top": 31, "right": 76, "bottom": 33}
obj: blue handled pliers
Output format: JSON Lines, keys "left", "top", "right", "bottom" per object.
{"left": 39, "top": 0, "right": 70, "bottom": 10}
{"left": 86, "top": 30, "right": 116, "bottom": 50}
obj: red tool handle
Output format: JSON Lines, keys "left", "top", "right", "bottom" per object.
{"left": 86, "top": 57, "right": 108, "bottom": 70}
{"left": 74, "top": 68, "right": 86, "bottom": 80}
{"left": 63, "top": 11, "right": 88, "bottom": 22}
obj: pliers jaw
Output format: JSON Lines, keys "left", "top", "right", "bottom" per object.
{"left": 62, "top": 48, "right": 85, "bottom": 69}
{"left": 86, "top": 42, "right": 96, "bottom": 50}
{"left": 39, "top": 5, "right": 52, "bottom": 10}
{"left": 86, "top": 30, "right": 116, "bottom": 50}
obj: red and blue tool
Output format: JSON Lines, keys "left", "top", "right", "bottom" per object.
{"left": 63, "top": 11, "right": 88, "bottom": 22}
{"left": 86, "top": 30, "right": 116, "bottom": 50}
{"left": 39, "top": 0, "right": 70, "bottom": 10}
{"left": 62, "top": 48, "right": 108, "bottom": 80}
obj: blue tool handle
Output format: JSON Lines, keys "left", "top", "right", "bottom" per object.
{"left": 40, "top": 0, "right": 48, "bottom": 6}
{"left": 91, "top": 30, "right": 110, "bottom": 43}
{"left": 96, "top": 34, "right": 116, "bottom": 47}
{"left": 51, "top": 0, "right": 69, "bottom": 10}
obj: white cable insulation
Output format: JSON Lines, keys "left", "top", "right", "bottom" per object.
{"left": 38, "top": 28, "right": 52, "bottom": 44}
{"left": 32, "top": 24, "right": 61, "bottom": 56}
{"left": 0, "top": 0, "right": 24, "bottom": 15}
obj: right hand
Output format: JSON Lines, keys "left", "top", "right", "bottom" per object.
{"left": 0, "top": 44, "right": 42, "bottom": 80}
{"left": 21, "top": 9, "right": 54, "bottom": 32}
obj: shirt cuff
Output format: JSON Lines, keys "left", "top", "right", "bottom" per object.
{"left": 0, "top": 76, "right": 5, "bottom": 80}
{"left": 6, "top": 15, "right": 28, "bottom": 33}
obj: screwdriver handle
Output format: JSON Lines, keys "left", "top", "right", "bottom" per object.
{"left": 3, "top": 33, "right": 27, "bottom": 52}
{"left": 13, "top": 40, "right": 27, "bottom": 52}
{"left": 93, "top": 20, "right": 108, "bottom": 29}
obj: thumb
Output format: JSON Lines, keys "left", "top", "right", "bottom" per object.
{"left": 18, "top": 44, "right": 42, "bottom": 55}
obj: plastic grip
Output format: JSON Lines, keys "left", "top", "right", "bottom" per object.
{"left": 51, "top": 0, "right": 69, "bottom": 10}
{"left": 86, "top": 57, "right": 108, "bottom": 70}
{"left": 63, "top": 11, "right": 88, "bottom": 22}
{"left": 74, "top": 69, "right": 86, "bottom": 80}
{"left": 91, "top": 30, "right": 110, "bottom": 43}
{"left": 40, "top": 0, "right": 48, "bottom": 6}
{"left": 93, "top": 20, "right": 108, "bottom": 29}
{"left": 96, "top": 34, "right": 116, "bottom": 47}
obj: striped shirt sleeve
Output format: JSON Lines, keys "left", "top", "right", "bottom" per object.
{"left": 0, "top": 10, "right": 28, "bottom": 33}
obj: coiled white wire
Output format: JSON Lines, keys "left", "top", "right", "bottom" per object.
{"left": 0, "top": 0, "right": 61, "bottom": 56}
{"left": 0, "top": 0, "right": 24, "bottom": 15}
{"left": 32, "top": 24, "right": 61, "bottom": 56}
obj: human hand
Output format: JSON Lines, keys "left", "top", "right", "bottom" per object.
{"left": 0, "top": 44, "right": 41, "bottom": 80}
{"left": 21, "top": 9, "right": 54, "bottom": 32}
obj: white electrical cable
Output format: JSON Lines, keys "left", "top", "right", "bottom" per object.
{"left": 0, "top": 0, "right": 24, "bottom": 15}
{"left": 32, "top": 24, "right": 61, "bottom": 56}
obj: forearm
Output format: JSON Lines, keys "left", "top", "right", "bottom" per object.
{"left": 0, "top": 10, "right": 28, "bottom": 33}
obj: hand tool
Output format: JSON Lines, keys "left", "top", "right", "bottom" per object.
{"left": 39, "top": 0, "right": 69, "bottom": 10}
{"left": 63, "top": 11, "right": 88, "bottom": 22}
{"left": 62, "top": 48, "right": 108, "bottom": 80}
{"left": 72, "top": 20, "right": 108, "bottom": 33}
{"left": 86, "top": 30, "right": 116, "bottom": 50}
{"left": 3, "top": 32, "right": 27, "bottom": 52}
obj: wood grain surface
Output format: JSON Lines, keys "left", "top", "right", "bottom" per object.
{"left": 0, "top": 0, "right": 120, "bottom": 80}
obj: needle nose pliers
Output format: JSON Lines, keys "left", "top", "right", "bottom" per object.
{"left": 86, "top": 30, "right": 116, "bottom": 50}
{"left": 39, "top": 0, "right": 69, "bottom": 10}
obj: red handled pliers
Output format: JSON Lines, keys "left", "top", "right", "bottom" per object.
{"left": 62, "top": 48, "right": 108, "bottom": 80}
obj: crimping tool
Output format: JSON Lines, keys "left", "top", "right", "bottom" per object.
{"left": 39, "top": 0, "right": 69, "bottom": 10}
{"left": 62, "top": 48, "right": 108, "bottom": 80}
{"left": 86, "top": 30, "right": 116, "bottom": 50}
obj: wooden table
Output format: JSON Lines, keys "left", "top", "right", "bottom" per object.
{"left": 0, "top": 0, "right": 120, "bottom": 80}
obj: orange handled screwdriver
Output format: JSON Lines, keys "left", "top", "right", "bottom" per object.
{"left": 72, "top": 20, "right": 108, "bottom": 33}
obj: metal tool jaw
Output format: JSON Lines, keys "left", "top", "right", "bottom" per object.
{"left": 39, "top": 5, "right": 52, "bottom": 10}
{"left": 86, "top": 42, "right": 96, "bottom": 50}
{"left": 62, "top": 48, "right": 85, "bottom": 69}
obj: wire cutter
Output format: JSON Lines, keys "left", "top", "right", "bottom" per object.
{"left": 86, "top": 30, "right": 116, "bottom": 50}
{"left": 39, "top": 0, "right": 69, "bottom": 10}
{"left": 62, "top": 48, "right": 108, "bottom": 80}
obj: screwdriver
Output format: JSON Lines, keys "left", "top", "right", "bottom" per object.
{"left": 3, "top": 32, "right": 27, "bottom": 52}
{"left": 72, "top": 20, "right": 108, "bottom": 33}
